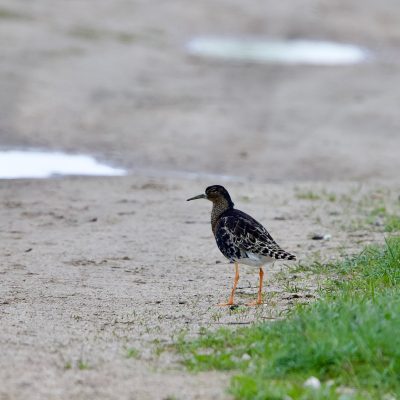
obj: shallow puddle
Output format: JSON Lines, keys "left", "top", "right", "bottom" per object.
{"left": 0, "top": 150, "right": 126, "bottom": 179}
{"left": 186, "top": 37, "right": 369, "bottom": 65}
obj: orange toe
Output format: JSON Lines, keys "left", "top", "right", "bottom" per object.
{"left": 246, "top": 300, "right": 263, "bottom": 306}
{"left": 217, "top": 301, "right": 235, "bottom": 307}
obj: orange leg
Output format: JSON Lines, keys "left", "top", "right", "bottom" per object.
{"left": 247, "top": 267, "right": 264, "bottom": 306}
{"left": 218, "top": 262, "right": 239, "bottom": 306}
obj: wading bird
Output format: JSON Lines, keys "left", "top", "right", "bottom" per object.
{"left": 187, "top": 185, "right": 296, "bottom": 306}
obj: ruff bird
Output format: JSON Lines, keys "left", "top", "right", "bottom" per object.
{"left": 187, "top": 185, "right": 296, "bottom": 306}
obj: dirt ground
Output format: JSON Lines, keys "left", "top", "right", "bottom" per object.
{"left": 1, "top": 177, "right": 398, "bottom": 399}
{"left": 1, "top": 0, "right": 400, "bottom": 399}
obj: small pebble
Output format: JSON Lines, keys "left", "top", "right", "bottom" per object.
{"left": 311, "top": 233, "right": 331, "bottom": 241}
{"left": 311, "top": 234, "right": 324, "bottom": 240}
{"left": 374, "top": 218, "right": 384, "bottom": 227}
{"left": 304, "top": 376, "right": 321, "bottom": 390}
{"left": 284, "top": 294, "right": 302, "bottom": 300}
{"left": 241, "top": 353, "right": 251, "bottom": 361}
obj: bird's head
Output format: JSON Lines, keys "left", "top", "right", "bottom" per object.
{"left": 187, "top": 185, "right": 234, "bottom": 208}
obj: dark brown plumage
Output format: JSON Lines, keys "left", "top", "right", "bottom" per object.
{"left": 187, "top": 185, "right": 296, "bottom": 305}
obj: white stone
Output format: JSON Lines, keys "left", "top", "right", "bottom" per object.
{"left": 303, "top": 376, "right": 321, "bottom": 390}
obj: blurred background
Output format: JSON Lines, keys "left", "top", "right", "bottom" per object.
{"left": 1, "top": 0, "right": 400, "bottom": 182}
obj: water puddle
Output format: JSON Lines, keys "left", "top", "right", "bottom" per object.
{"left": 0, "top": 150, "right": 126, "bottom": 179}
{"left": 186, "top": 37, "right": 370, "bottom": 65}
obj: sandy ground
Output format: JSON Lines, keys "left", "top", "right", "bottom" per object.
{"left": 1, "top": 176, "right": 398, "bottom": 399}
{"left": 1, "top": 0, "right": 400, "bottom": 399}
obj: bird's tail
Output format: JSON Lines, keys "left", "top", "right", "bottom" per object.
{"left": 274, "top": 249, "right": 296, "bottom": 261}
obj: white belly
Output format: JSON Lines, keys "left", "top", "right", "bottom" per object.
{"left": 237, "top": 252, "right": 274, "bottom": 267}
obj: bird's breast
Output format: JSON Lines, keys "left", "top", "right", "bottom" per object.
{"left": 237, "top": 252, "right": 274, "bottom": 267}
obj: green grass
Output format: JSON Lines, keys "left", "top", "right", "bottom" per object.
{"left": 296, "top": 191, "right": 321, "bottom": 201}
{"left": 78, "top": 360, "right": 90, "bottom": 370}
{"left": 295, "top": 189, "right": 337, "bottom": 202}
{"left": 178, "top": 237, "right": 400, "bottom": 400}
{"left": 385, "top": 216, "right": 400, "bottom": 233}
{"left": 64, "top": 361, "right": 72, "bottom": 370}
{"left": 126, "top": 347, "right": 140, "bottom": 359}
{"left": 366, "top": 207, "right": 400, "bottom": 233}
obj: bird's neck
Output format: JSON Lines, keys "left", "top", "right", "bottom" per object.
{"left": 211, "top": 199, "right": 232, "bottom": 233}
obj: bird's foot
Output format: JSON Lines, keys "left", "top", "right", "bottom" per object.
{"left": 217, "top": 301, "right": 235, "bottom": 307}
{"left": 246, "top": 300, "right": 263, "bottom": 306}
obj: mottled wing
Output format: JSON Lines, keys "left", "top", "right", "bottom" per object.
{"left": 215, "top": 218, "right": 245, "bottom": 261}
{"left": 215, "top": 210, "right": 296, "bottom": 261}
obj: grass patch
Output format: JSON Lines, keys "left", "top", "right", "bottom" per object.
{"left": 296, "top": 190, "right": 321, "bottom": 201}
{"left": 64, "top": 361, "right": 72, "bottom": 370}
{"left": 366, "top": 207, "right": 400, "bottom": 233}
{"left": 126, "top": 347, "right": 140, "bottom": 359}
{"left": 178, "top": 237, "right": 400, "bottom": 399}
{"left": 385, "top": 215, "right": 400, "bottom": 233}
{"left": 78, "top": 360, "right": 90, "bottom": 370}
{"left": 295, "top": 189, "right": 336, "bottom": 202}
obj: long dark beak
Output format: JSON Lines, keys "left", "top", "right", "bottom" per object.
{"left": 187, "top": 194, "right": 206, "bottom": 201}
